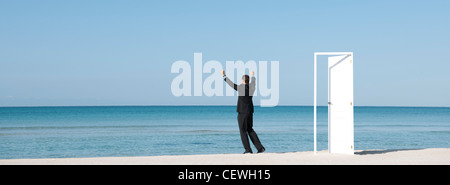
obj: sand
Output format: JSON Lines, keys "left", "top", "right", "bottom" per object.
{"left": 1, "top": 148, "right": 449, "bottom": 165}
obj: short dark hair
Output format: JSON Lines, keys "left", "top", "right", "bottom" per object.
{"left": 242, "top": 75, "right": 250, "bottom": 84}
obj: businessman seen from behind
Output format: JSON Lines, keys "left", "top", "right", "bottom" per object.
{"left": 221, "top": 69, "right": 265, "bottom": 154}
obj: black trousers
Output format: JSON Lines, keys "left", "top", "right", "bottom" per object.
{"left": 237, "top": 113, "right": 263, "bottom": 152}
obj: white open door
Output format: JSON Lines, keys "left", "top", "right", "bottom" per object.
{"left": 328, "top": 55, "right": 354, "bottom": 154}
{"left": 313, "top": 52, "right": 354, "bottom": 155}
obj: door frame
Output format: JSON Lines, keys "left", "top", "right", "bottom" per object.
{"left": 313, "top": 52, "right": 353, "bottom": 155}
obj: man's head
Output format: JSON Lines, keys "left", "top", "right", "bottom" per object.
{"left": 242, "top": 75, "right": 250, "bottom": 84}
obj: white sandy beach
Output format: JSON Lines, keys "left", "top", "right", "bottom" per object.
{"left": 0, "top": 148, "right": 449, "bottom": 165}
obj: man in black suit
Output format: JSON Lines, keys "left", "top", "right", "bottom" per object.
{"left": 221, "top": 70, "right": 265, "bottom": 154}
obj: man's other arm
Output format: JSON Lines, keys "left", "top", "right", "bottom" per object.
{"left": 249, "top": 70, "right": 256, "bottom": 95}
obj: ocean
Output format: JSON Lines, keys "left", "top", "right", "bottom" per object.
{"left": 0, "top": 106, "right": 449, "bottom": 159}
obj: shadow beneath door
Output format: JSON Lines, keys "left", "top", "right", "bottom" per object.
{"left": 355, "top": 148, "right": 423, "bottom": 155}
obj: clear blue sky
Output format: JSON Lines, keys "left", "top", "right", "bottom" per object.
{"left": 1, "top": 0, "right": 449, "bottom": 107}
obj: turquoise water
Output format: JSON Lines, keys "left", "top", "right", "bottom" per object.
{"left": 0, "top": 106, "right": 449, "bottom": 159}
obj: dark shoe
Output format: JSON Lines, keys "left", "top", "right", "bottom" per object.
{"left": 257, "top": 147, "right": 265, "bottom": 154}
{"left": 243, "top": 151, "right": 253, "bottom": 154}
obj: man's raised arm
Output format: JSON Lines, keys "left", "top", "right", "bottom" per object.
{"left": 249, "top": 70, "right": 256, "bottom": 95}
{"left": 222, "top": 70, "right": 238, "bottom": 91}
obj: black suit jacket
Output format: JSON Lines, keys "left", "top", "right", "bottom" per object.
{"left": 224, "top": 76, "right": 256, "bottom": 113}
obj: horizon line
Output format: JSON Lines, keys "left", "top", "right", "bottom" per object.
{"left": 1, "top": 105, "right": 449, "bottom": 108}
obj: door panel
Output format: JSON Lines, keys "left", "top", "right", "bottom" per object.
{"left": 328, "top": 55, "right": 354, "bottom": 154}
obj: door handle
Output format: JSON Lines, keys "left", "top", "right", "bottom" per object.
{"left": 328, "top": 102, "right": 332, "bottom": 105}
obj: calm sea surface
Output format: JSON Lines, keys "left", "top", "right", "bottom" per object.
{"left": 0, "top": 106, "right": 449, "bottom": 159}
